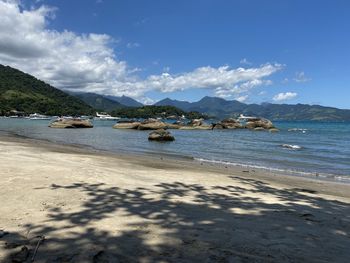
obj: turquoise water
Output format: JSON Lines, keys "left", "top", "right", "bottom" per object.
{"left": 1, "top": 118, "right": 349, "bottom": 180}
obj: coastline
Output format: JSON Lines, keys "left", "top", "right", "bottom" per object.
{"left": 1, "top": 133, "right": 350, "bottom": 262}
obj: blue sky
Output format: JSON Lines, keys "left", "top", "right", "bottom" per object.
{"left": 1, "top": 0, "right": 349, "bottom": 108}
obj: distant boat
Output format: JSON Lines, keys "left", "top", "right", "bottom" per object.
{"left": 238, "top": 114, "right": 259, "bottom": 121}
{"left": 29, "top": 113, "right": 51, "bottom": 120}
{"left": 95, "top": 112, "right": 120, "bottom": 121}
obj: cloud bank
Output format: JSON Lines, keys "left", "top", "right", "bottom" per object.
{"left": 0, "top": 1, "right": 283, "bottom": 101}
{"left": 273, "top": 92, "right": 297, "bottom": 101}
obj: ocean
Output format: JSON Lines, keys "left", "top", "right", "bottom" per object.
{"left": 1, "top": 118, "right": 349, "bottom": 181}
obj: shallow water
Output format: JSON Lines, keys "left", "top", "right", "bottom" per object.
{"left": 1, "top": 118, "right": 349, "bottom": 180}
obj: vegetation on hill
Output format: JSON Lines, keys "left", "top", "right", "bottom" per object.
{"left": 0, "top": 65, "right": 94, "bottom": 116}
{"left": 110, "top": 105, "right": 206, "bottom": 119}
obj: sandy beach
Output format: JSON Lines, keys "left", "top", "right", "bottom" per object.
{"left": 0, "top": 134, "right": 349, "bottom": 262}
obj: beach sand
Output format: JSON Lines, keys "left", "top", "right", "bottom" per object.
{"left": 0, "top": 134, "right": 349, "bottom": 262}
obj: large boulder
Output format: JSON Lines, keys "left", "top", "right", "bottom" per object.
{"left": 179, "top": 125, "right": 213, "bottom": 130}
{"left": 190, "top": 118, "right": 205, "bottom": 127}
{"left": 138, "top": 119, "right": 168, "bottom": 130}
{"left": 245, "top": 118, "right": 274, "bottom": 130}
{"left": 166, "top": 123, "right": 182, "bottom": 129}
{"left": 148, "top": 129, "right": 175, "bottom": 141}
{"left": 212, "top": 123, "right": 225, "bottom": 129}
{"left": 220, "top": 118, "right": 243, "bottom": 129}
{"left": 49, "top": 119, "right": 93, "bottom": 128}
{"left": 113, "top": 122, "right": 140, "bottom": 129}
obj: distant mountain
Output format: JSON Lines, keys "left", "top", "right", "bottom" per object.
{"left": 72, "top": 92, "right": 125, "bottom": 112}
{"left": 155, "top": 98, "right": 192, "bottom": 111}
{"left": 154, "top": 96, "right": 350, "bottom": 121}
{"left": 0, "top": 65, "right": 93, "bottom": 115}
{"left": 105, "top": 95, "right": 143, "bottom": 107}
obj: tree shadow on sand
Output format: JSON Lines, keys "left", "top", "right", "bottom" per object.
{"left": 1, "top": 177, "right": 350, "bottom": 262}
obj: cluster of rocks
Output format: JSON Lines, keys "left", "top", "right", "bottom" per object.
{"left": 112, "top": 117, "right": 279, "bottom": 142}
{"left": 113, "top": 118, "right": 180, "bottom": 130}
{"left": 113, "top": 117, "right": 279, "bottom": 133}
{"left": 49, "top": 119, "right": 93, "bottom": 128}
{"left": 212, "top": 118, "right": 243, "bottom": 129}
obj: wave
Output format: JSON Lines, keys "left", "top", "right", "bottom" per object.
{"left": 194, "top": 158, "right": 350, "bottom": 183}
{"left": 288, "top": 128, "right": 308, "bottom": 133}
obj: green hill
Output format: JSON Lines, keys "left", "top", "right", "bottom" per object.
{"left": 0, "top": 65, "right": 94, "bottom": 116}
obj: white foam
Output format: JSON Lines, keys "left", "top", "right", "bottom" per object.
{"left": 194, "top": 158, "right": 350, "bottom": 183}
{"left": 288, "top": 128, "right": 308, "bottom": 132}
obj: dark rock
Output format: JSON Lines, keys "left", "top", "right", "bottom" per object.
{"left": 213, "top": 123, "right": 225, "bottom": 129}
{"left": 148, "top": 129, "right": 175, "bottom": 141}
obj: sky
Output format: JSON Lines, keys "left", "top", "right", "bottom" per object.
{"left": 0, "top": 0, "right": 349, "bottom": 108}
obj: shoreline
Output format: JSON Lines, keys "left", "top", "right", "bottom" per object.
{"left": 1, "top": 128, "right": 350, "bottom": 186}
{"left": 1, "top": 131, "right": 350, "bottom": 197}
{"left": 1, "top": 133, "right": 350, "bottom": 262}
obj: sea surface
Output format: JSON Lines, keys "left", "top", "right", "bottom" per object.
{"left": 1, "top": 118, "right": 349, "bottom": 181}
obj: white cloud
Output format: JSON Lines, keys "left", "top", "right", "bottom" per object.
{"left": 240, "top": 58, "right": 252, "bottom": 65}
{"left": 294, "top": 71, "right": 311, "bottom": 83}
{"left": 214, "top": 78, "right": 274, "bottom": 99}
{"left": 139, "top": 97, "right": 155, "bottom": 105}
{"left": 235, "top": 95, "right": 248, "bottom": 102}
{"left": 0, "top": 1, "right": 283, "bottom": 101}
{"left": 273, "top": 92, "right": 297, "bottom": 101}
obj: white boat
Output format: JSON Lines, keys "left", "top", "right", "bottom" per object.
{"left": 29, "top": 113, "right": 52, "bottom": 120}
{"left": 94, "top": 112, "right": 120, "bottom": 121}
{"left": 238, "top": 114, "right": 259, "bottom": 121}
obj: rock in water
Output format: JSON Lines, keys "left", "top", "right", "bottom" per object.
{"left": 221, "top": 118, "right": 243, "bottom": 129}
{"left": 148, "top": 129, "right": 175, "bottom": 141}
{"left": 113, "top": 122, "right": 140, "bottom": 129}
{"left": 245, "top": 118, "right": 274, "bottom": 130}
{"left": 49, "top": 119, "right": 93, "bottom": 128}
{"left": 212, "top": 123, "right": 225, "bottom": 129}
{"left": 138, "top": 119, "right": 168, "bottom": 130}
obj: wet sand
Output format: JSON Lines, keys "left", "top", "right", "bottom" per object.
{"left": 0, "top": 134, "right": 349, "bottom": 262}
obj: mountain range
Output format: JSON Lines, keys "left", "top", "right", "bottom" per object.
{"left": 155, "top": 97, "right": 350, "bottom": 121}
